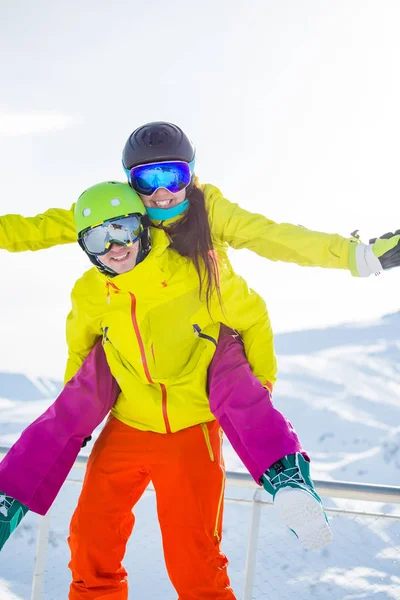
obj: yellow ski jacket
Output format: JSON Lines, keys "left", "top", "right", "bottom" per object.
{"left": 66, "top": 228, "right": 276, "bottom": 434}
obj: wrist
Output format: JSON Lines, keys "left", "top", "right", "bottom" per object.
{"left": 349, "top": 241, "right": 381, "bottom": 277}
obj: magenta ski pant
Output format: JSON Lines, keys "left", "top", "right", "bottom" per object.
{"left": 0, "top": 330, "right": 304, "bottom": 515}
{"left": 208, "top": 328, "right": 305, "bottom": 482}
{"left": 0, "top": 342, "right": 119, "bottom": 514}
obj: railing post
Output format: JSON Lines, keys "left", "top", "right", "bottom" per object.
{"left": 31, "top": 510, "right": 52, "bottom": 600}
{"left": 242, "top": 488, "right": 263, "bottom": 600}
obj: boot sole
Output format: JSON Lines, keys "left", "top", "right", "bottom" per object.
{"left": 274, "top": 487, "right": 333, "bottom": 551}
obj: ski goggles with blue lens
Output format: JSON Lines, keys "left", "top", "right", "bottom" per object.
{"left": 125, "top": 160, "right": 195, "bottom": 196}
{"left": 80, "top": 215, "right": 144, "bottom": 256}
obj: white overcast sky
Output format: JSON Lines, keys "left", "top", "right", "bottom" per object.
{"left": 1, "top": 0, "right": 400, "bottom": 378}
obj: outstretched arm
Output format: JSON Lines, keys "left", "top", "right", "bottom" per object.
{"left": 204, "top": 183, "right": 400, "bottom": 277}
{"left": 204, "top": 183, "right": 351, "bottom": 270}
{"left": 0, "top": 206, "right": 76, "bottom": 252}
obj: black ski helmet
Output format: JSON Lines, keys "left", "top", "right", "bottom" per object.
{"left": 122, "top": 121, "right": 196, "bottom": 169}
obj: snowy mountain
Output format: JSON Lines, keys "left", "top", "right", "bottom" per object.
{"left": 1, "top": 314, "right": 400, "bottom": 600}
{"left": 0, "top": 374, "right": 61, "bottom": 403}
{"left": 273, "top": 311, "right": 400, "bottom": 487}
{"left": 275, "top": 310, "right": 400, "bottom": 355}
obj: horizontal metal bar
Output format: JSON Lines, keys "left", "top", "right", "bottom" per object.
{"left": 53, "top": 479, "right": 400, "bottom": 518}
{"left": 1, "top": 445, "right": 400, "bottom": 505}
{"left": 218, "top": 470, "right": 400, "bottom": 504}
{"left": 323, "top": 506, "right": 400, "bottom": 519}
{"left": 313, "top": 479, "right": 400, "bottom": 504}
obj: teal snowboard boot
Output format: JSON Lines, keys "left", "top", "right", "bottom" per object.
{"left": 261, "top": 453, "right": 332, "bottom": 551}
{"left": 0, "top": 492, "right": 29, "bottom": 551}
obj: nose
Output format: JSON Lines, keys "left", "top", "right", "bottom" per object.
{"left": 150, "top": 187, "right": 171, "bottom": 199}
{"left": 108, "top": 242, "right": 125, "bottom": 252}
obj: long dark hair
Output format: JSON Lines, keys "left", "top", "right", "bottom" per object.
{"left": 161, "top": 184, "right": 221, "bottom": 310}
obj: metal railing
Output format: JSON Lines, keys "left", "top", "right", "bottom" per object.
{"left": 1, "top": 446, "right": 400, "bottom": 600}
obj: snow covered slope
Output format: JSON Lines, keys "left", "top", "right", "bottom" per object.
{"left": 274, "top": 311, "right": 400, "bottom": 486}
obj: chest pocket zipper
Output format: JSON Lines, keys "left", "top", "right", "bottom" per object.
{"left": 193, "top": 324, "right": 217, "bottom": 347}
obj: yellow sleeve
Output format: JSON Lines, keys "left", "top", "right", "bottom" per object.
{"left": 203, "top": 183, "right": 353, "bottom": 270}
{"left": 64, "top": 277, "right": 101, "bottom": 384}
{"left": 212, "top": 266, "right": 277, "bottom": 387}
{"left": 0, "top": 205, "right": 76, "bottom": 252}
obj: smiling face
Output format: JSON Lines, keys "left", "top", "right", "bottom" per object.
{"left": 98, "top": 242, "right": 140, "bottom": 275}
{"left": 138, "top": 188, "right": 186, "bottom": 210}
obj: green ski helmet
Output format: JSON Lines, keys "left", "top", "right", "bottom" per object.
{"left": 75, "top": 181, "right": 151, "bottom": 275}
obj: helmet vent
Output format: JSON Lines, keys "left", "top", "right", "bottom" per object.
{"left": 83, "top": 208, "right": 91, "bottom": 217}
{"left": 110, "top": 198, "right": 121, "bottom": 206}
{"left": 148, "top": 131, "right": 164, "bottom": 147}
{"left": 122, "top": 122, "right": 195, "bottom": 168}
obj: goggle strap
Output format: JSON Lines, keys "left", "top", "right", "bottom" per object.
{"left": 141, "top": 213, "right": 151, "bottom": 228}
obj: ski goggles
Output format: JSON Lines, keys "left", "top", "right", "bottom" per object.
{"left": 125, "top": 159, "right": 195, "bottom": 196}
{"left": 79, "top": 215, "right": 144, "bottom": 256}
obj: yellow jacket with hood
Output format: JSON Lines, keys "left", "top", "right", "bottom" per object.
{"left": 0, "top": 183, "right": 353, "bottom": 269}
{"left": 66, "top": 227, "right": 276, "bottom": 434}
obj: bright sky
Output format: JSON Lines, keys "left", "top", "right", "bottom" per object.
{"left": 1, "top": 0, "right": 400, "bottom": 378}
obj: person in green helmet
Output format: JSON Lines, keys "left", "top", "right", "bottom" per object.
{"left": 1, "top": 180, "right": 332, "bottom": 599}
{"left": 74, "top": 180, "right": 152, "bottom": 275}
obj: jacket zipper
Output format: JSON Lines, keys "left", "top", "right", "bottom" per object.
{"left": 160, "top": 383, "right": 171, "bottom": 434}
{"left": 193, "top": 324, "right": 217, "bottom": 346}
{"left": 129, "top": 292, "right": 171, "bottom": 434}
{"left": 129, "top": 292, "right": 154, "bottom": 384}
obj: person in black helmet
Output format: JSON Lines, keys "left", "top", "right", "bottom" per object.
{"left": 2, "top": 120, "right": 400, "bottom": 559}
{"left": 121, "top": 121, "right": 196, "bottom": 219}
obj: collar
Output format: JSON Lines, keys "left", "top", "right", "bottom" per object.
{"left": 146, "top": 198, "right": 189, "bottom": 221}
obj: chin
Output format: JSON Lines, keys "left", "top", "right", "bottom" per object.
{"left": 122, "top": 260, "right": 137, "bottom": 273}
{"left": 114, "top": 265, "right": 130, "bottom": 274}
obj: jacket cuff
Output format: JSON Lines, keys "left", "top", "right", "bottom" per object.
{"left": 348, "top": 241, "right": 360, "bottom": 276}
{"left": 349, "top": 242, "right": 382, "bottom": 277}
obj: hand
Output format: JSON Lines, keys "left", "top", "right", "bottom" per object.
{"left": 349, "top": 230, "right": 400, "bottom": 276}
{"left": 369, "top": 230, "right": 400, "bottom": 269}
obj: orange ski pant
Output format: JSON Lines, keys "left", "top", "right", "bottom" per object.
{"left": 68, "top": 416, "right": 236, "bottom": 600}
